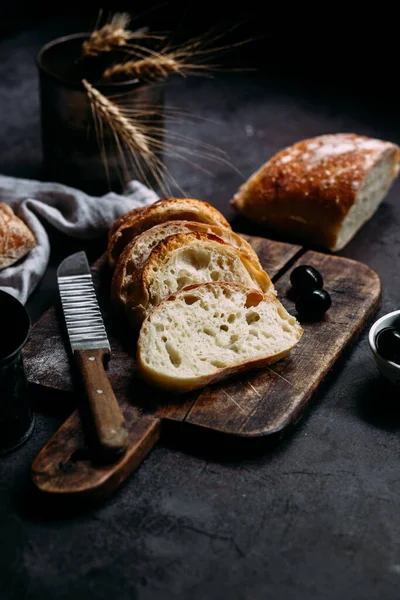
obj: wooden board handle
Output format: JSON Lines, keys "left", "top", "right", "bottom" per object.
{"left": 75, "top": 348, "right": 129, "bottom": 458}
{"left": 31, "top": 410, "right": 161, "bottom": 502}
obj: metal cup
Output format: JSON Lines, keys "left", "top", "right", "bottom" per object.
{"left": 36, "top": 33, "right": 165, "bottom": 196}
{"left": 0, "top": 290, "right": 34, "bottom": 455}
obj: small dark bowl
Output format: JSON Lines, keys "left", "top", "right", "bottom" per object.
{"left": 369, "top": 310, "right": 400, "bottom": 387}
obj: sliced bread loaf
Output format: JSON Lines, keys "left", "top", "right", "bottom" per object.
{"left": 108, "top": 197, "right": 231, "bottom": 267}
{"left": 124, "top": 232, "right": 273, "bottom": 324}
{"left": 112, "top": 220, "right": 262, "bottom": 310}
{"left": 137, "top": 282, "right": 302, "bottom": 393}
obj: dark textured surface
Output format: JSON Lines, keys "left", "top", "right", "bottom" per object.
{"left": 1, "top": 15, "right": 400, "bottom": 600}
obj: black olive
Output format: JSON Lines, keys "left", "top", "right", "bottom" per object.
{"left": 295, "top": 289, "right": 331, "bottom": 319}
{"left": 375, "top": 327, "right": 400, "bottom": 363}
{"left": 290, "top": 265, "right": 323, "bottom": 292}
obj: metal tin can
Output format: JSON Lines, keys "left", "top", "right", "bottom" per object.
{"left": 0, "top": 291, "right": 34, "bottom": 455}
{"left": 36, "top": 33, "right": 164, "bottom": 195}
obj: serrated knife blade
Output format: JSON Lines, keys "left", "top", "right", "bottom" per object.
{"left": 57, "top": 251, "right": 110, "bottom": 353}
{"left": 57, "top": 251, "right": 128, "bottom": 459}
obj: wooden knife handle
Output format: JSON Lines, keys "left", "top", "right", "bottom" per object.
{"left": 75, "top": 348, "right": 129, "bottom": 458}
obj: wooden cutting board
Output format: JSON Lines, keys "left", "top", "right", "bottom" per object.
{"left": 24, "top": 235, "right": 381, "bottom": 502}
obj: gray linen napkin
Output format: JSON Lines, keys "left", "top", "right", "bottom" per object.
{"left": 0, "top": 176, "right": 159, "bottom": 303}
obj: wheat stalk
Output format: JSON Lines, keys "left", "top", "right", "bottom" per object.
{"left": 101, "top": 31, "right": 254, "bottom": 83}
{"left": 82, "top": 79, "right": 152, "bottom": 157}
{"left": 82, "top": 13, "right": 131, "bottom": 56}
{"left": 84, "top": 11, "right": 253, "bottom": 84}
{"left": 103, "top": 55, "right": 181, "bottom": 81}
{"left": 82, "top": 79, "right": 239, "bottom": 194}
{"left": 82, "top": 78, "right": 174, "bottom": 193}
{"left": 82, "top": 12, "right": 164, "bottom": 57}
{"left": 102, "top": 50, "right": 217, "bottom": 83}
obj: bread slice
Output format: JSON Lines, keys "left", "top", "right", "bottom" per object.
{"left": 124, "top": 232, "right": 274, "bottom": 324}
{"left": 108, "top": 197, "right": 231, "bottom": 267}
{"left": 0, "top": 203, "right": 36, "bottom": 270}
{"left": 137, "top": 282, "right": 302, "bottom": 393}
{"left": 111, "top": 220, "right": 262, "bottom": 310}
{"left": 232, "top": 134, "right": 400, "bottom": 251}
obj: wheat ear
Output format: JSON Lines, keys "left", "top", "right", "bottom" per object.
{"left": 103, "top": 55, "right": 182, "bottom": 81}
{"left": 82, "top": 79, "right": 239, "bottom": 194}
{"left": 82, "top": 79, "right": 152, "bottom": 158}
{"left": 82, "top": 13, "right": 132, "bottom": 56}
{"left": 101, "top": 31, "right": 253, "bottom": 83}
{"left": 83, "top": 12, "right": 163, "bottom": 57}
{"left": 82, "top": 79, "right": 173, "bottom": 193}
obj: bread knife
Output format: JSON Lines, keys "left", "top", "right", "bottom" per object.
{"left": 57, "top": 251, "right": 128, "bottom": 459}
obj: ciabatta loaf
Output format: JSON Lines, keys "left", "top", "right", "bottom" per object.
{"left": 232, "top": 134, "right": 400, "bottom": 251}
{"left": 108, "top": 197, "right": 231, "bottom": 267}
{"left": 0, "top": 203, "right": 35, "bottom": 270}
{"left": 137, "top": 282, "right": 302, "bottom": 393}
{"left": 124, "top": 232, "right": 273, "bottom": 324}
{"left": 112, "top": 220, "right": 261, "bottom": 310}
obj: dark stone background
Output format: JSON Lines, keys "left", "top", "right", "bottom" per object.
{"left": 1, "top": 7, "right": 400, "bottom": 600}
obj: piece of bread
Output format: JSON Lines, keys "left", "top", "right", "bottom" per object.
{"left": 0, "top": 203, "right": 35, "bottom": 271}
{"left": 123, "top": 232, "right": 274, "bottom": 324}
{"left": 137, "top": 282, "right": 302, "bottom": 393}
{"left": 111, "top": 220, "right": 262, "bottom": 310}
{"left": 232, "top": 134, "right": 400, "bottom": 251}
{"left": 108, "top": 197, "right": 231, "bottom": 267}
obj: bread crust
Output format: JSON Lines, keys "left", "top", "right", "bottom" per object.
{"left": 111, "top": 220, "right": 262, "bottom": 311}
{"left": 125, "top": 232, "right": 273, "bottom": 324}
{"left": 108, "top": 197, "right": 231, "bottom": 267}
{"left": 0, "top": 203, "right": 36, "bottom": 270}
{"left": 232, "top": 134, "right": 400, "bottom": 251}
{"left": 137, "top": 282, "right": 302, "bottom": 393}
